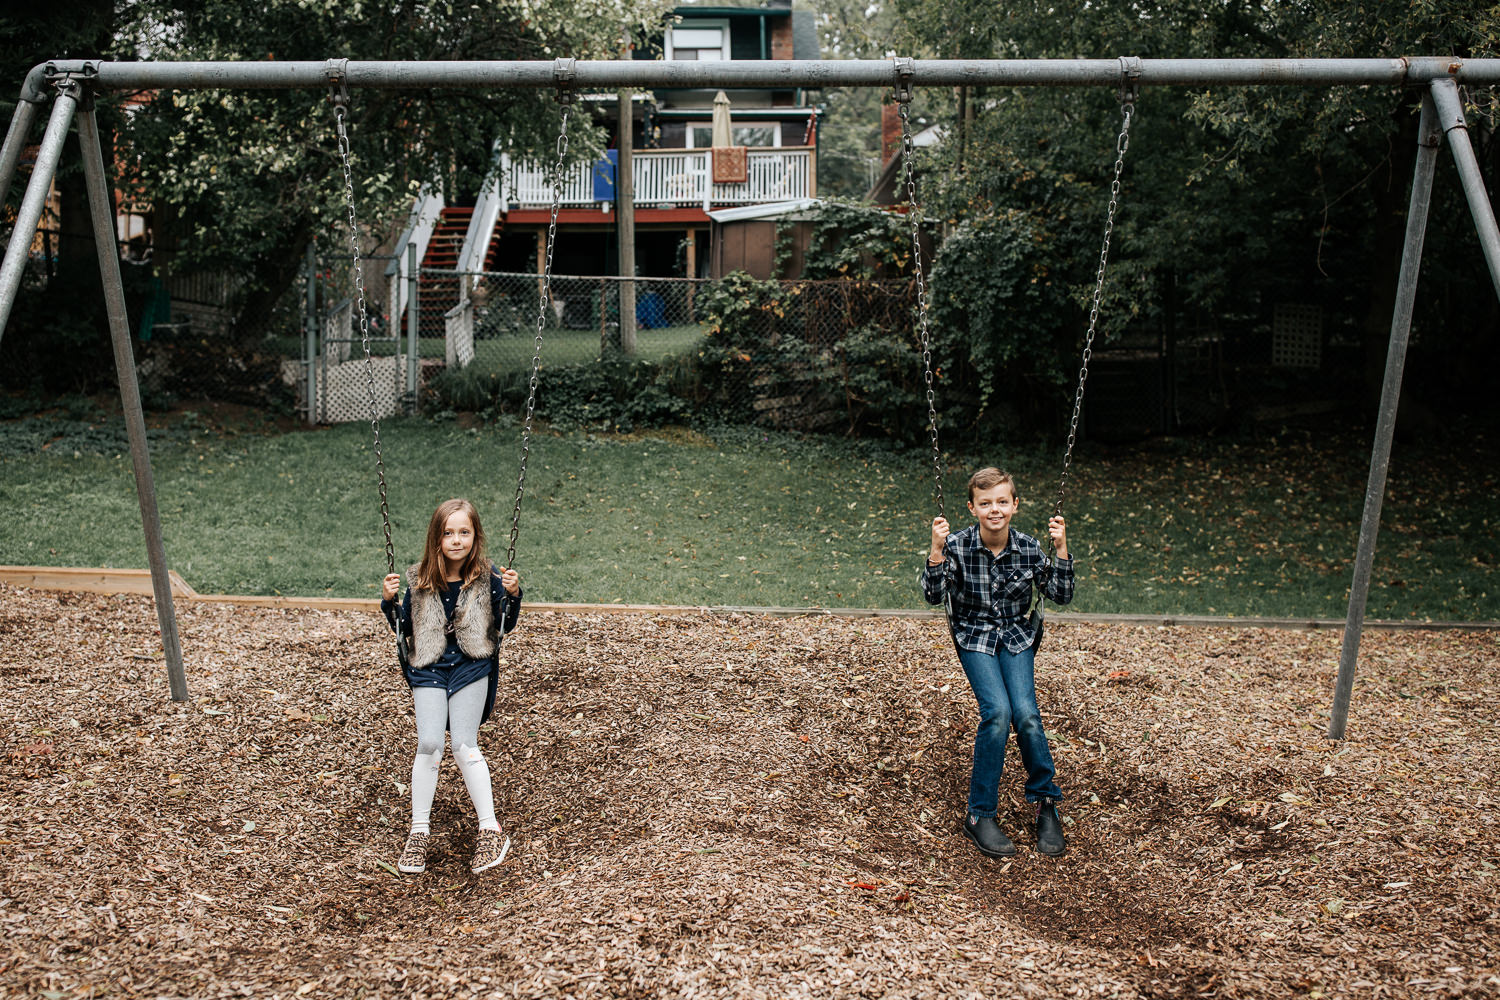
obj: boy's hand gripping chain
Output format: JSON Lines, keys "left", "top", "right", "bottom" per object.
{"left": 328, "top": 60, "right": 409, "bottom": 668}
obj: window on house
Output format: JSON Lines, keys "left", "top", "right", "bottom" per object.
{"left": 687, "top": 124, "right": 780, "bottom": 148}
{"left": 668, "top": 23, "right": 730, "bottom": 61}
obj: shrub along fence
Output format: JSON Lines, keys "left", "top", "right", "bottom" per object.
{"left": 409, "top": 269, "right": 930, "bottom": 437}
{"left": 7, "top": 250, "right": 1262, "bottom": 443}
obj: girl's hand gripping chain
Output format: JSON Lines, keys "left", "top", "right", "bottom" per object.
{"left": 929, "top": 516, "right": 950, "bottom": 566}
{"left": 382, "top": 572, "right": 402, "bottom": 602}
{"left": 499, "top": 567, "right": 520, "bottom": 596}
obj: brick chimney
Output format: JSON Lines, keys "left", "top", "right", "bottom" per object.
{"left": 881, "top": 100, "right": 902, "bottom": 165}
{"left": 770, "top": 17, "right": 794, "bottom": 60}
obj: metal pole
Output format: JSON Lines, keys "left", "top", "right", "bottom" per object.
{"left": 406, "top": 240, "right": 418, "bottom": 403}
{"left": 31, "top": 56, "right": 1500, "bottom": 95}
{"left": 0, "top": 98, "right": 40, "bottom": 211}
{"left": 303, "top": 243, "right": 317, "bottom": 425}
{"left": 1428, "top": 79, "right": 1500, "bottom": 302}
{"left": 0, "top": 86, "right": 78, "bottom": 342}
{"left": 77, "top": 91, "right": 189, "bottom": 702}
{"left": 1328, "top": 92, "right": 1442, "bottom": 740}
{"left": 618, "top": 87, "right": 636, "bottom": 354}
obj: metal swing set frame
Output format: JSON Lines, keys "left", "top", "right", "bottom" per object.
{"left": 2, "top": 56, "right": 1498, "bottom": 740}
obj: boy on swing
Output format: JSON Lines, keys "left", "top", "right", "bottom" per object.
{"left": 922, "top": 467, "right": 1074, "bottom": 858}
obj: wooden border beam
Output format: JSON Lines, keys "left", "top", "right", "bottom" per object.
{"left": 4, "top": 565, "right": 1497, "bottom": 632}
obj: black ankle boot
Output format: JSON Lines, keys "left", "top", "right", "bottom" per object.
{"left": 1035, "top": 799, "right": 1066, "bottom": 856}
{"left": 962, "top": 813, "right": 1017, "bottom": 858}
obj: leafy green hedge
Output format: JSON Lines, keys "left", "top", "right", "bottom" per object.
{"left": 427, "top": 351, "right": 691, "bottom": 433}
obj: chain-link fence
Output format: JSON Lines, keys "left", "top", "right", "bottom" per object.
{"left": 143, "top": 253, "right": 416, "bottom": 424}
{"left": 414, "top": 270, "right": 929, "bottom": 435}
{"left": 3, "top": 238, "right": 1358, "bottom": 442}
{"left": 422, "top": 270, "right": 712, "bottom": 370}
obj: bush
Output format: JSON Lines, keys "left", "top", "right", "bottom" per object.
{"left": 928, "top": 211, "right": 1084, "bottom": 429}
{"left": 427, "top": 352, "right": 689, "bottom": 433}
{"left": 0, "top": 272, "right": 121, "bottom": 394}
{"left": 536, "top": 352, "right": 689, "bottom": 432}
{"left": 136, "top": 336, "right": 296, "bottom": 411}
{"left": 427, "top": 364, "right": 503, "bottom": 413}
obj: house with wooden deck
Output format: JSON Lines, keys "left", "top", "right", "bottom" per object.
{"left": 388, "top": 0, "right": 823, "bottom": 331}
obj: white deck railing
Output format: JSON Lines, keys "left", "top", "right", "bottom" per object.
{"left": 503, "top": 147, "right": 814, "bottom": 210}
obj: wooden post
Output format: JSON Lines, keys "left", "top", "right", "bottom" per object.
{"left": 685, "top": 229, "right": 698, "bottom": 321}
{"left": 535, "top": 229, "right": 545, "bottom": 312}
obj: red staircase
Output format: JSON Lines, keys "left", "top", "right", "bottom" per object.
{"left": 418, "top": 205, "right": 471, "bottom": 337}
{"left": 483, "top": 215, "right": 506, "bottom": 272}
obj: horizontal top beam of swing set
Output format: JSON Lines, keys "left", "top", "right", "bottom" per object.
{"left": 23, "top": 56, "right": 1500, "bottom": 100}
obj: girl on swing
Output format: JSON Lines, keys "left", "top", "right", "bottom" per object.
{"left": 380, "top": 498, "right": 522, "bottom": 875}
{"left": 922, "top": 468, "right": 1074, "bottom": 859}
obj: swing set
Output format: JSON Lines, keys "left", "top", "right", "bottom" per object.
{"left": 2, "top": 57, "right": 1498, "bottom": 742}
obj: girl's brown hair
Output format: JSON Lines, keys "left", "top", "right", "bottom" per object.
{"left": 412, "top": 498, "right": 491, "bottom": 594}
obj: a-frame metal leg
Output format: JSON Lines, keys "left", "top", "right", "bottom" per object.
{"left": 0, "top": 85, "right": 77, "bottom": 341}
{"left": 1428, "top": 79, "right": 1500, "bottom": 302}
{"left": 1327, "top": 92, "right": 1441, "bottom": 739}
{"left": 75, "top": 87, "right": 189, "bottom": 702}
{"left": 0, "top": 98, "right": 41, "bottom": 216}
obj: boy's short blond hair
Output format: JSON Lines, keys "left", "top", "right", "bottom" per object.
{"left": 967, "top": 467, "right": 1018, "bottom": 501}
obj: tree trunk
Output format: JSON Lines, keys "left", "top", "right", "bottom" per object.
{"left": 231, "top": 220, "right": 314, "bottom": 344}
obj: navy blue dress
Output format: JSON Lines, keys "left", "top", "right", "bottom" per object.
{"left": 381, "top": 571, "right": 521, "bottom": 724}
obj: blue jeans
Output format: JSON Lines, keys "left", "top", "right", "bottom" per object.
{"left": 956, "top": 644, "right": 1062, "bottom": 817}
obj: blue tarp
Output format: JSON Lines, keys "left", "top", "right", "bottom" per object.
{"left": 636, "top": 292, "right": 666, "bottom": 329}
{"left": 592, "top": 149, "right": 619, "bottom": 202}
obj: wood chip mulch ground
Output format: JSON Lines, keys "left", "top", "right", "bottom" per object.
{"left": 2, "top": 582, "right": 1496, "bottom": 999}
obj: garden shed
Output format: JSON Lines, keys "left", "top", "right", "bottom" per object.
{"left": 707, "top": 198, "right": 820, "bottom": 278}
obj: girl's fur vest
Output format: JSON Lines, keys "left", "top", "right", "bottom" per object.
{"left": 407, "top": 562, "right": 499, "bottom": 668}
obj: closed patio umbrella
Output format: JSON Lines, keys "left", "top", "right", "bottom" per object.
{"left": 711, "top": 90, "right": 732, "bottom": 147}
{"left": 711, "top": 90, "right": 747, "bottom": 183}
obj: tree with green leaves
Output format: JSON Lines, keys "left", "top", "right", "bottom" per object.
{"left": 806, "top": 0, "right": 897, "bottom": 199}
{"left": 1, "top": 0, "right": 671, "bottom": 386}
{"left": 883, "top": 0, "right": 1500, "bottom": 433}
{"left": 117, "top": 0, "right": 670, "bottom": 343}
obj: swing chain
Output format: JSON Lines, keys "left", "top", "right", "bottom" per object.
{"left": 895, "top": 59, "right": 944, "bottom": 523}
{"left": 1054, "top": 74, "right": 1136, "bottom": 521}
{"left": 507, "top": 95, "right": 572, "bottom": 569}
{"left": 328, "top": 63, "right": 396, "bottom": 578}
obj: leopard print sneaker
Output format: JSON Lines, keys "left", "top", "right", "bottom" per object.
{"left": 397, "top": 830, "right": 430, "bottom": 874}
{"left": 470, "top": 828, "right": 510, "bottom": 874}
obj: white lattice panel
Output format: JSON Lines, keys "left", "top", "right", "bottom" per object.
{"left": 318, "top": 354, "right": 406, "bottom": 424}
{"left": 445, "top": 300, "right": 475, "bottom": 368}
{"left": 1272, "top": 303, "right": 1321, "bottom": 368}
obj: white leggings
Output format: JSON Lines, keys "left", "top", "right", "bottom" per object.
{"left": 409, "top": 679, "right": 498, "bottom": 833}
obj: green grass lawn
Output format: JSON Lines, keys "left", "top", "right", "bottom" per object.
{"left": 2, "top": 409, "right": 1496, "bottom": 619}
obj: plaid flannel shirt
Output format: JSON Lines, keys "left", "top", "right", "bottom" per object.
{"left": 920, "top": 524, "right": 1075, "bottom": 654}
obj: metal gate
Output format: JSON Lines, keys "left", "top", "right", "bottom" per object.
{"left": 303, "top": 251, "right": 420, "bottom": 424}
